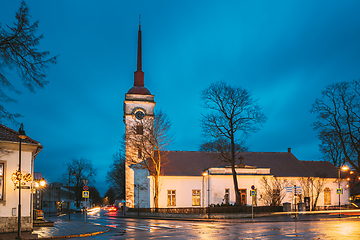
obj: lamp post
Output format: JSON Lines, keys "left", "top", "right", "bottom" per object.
{"left": 17, "top": 123, "right": 27, "bottom": 240}
{"left": 68, "top": 170, "right": 75, "bottom": 221}
{"left": 338, "top": 165, "right": 349, "bottom": 218}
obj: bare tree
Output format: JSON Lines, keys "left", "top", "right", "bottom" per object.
{"left": 200, "top": 81, "right": 266, "bottom": 204}
{"left": 311, "top": 80, "right": 360, "bottom": 172}
{"left": 0, "top": 1, "right": 57, "bottom": 122}
{"left": 126, "top": 110, "right": 173, "bottom": 209}
{"left": 312, "top": 178, "right": 326, "bottom": 210}
{"left": 106, "top": 150, "right": 125, "bottom": 199}
{"left": 258, "top": 176, "right": 288, "bottom": 206}
{"left": 62, "top": 158, "right": 97, "bottom": 208}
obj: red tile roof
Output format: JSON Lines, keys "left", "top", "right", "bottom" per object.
{"left": 155, "top": 151, "right": 338, "bottom": 178}
{"left": 0, "top": 123, "right": 40, "bottom": 145}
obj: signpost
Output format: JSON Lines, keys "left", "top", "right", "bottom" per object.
{"left": 251, "top": 185, "right": 256, "bottom": 220}
{"left": 82, "top": 180, "right": 89, "bottom": 224}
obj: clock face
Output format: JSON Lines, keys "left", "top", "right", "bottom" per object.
{"left": 135, "top": 110, "right": 145, "bottom": 120}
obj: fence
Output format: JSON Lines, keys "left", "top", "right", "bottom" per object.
{"left": 128, "top": 206, "right": 283, "bottom": 214}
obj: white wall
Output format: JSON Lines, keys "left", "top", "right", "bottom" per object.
{"left": 150, "top": 174, "right": 350, "bottom": 208}
{"left": 0, "top": 149, "right": 33, "bottom": 217}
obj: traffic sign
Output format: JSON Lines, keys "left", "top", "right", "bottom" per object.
{"left": 336, "top": 188, "right": 343, "bottom": 195}
{"left": 250, "top": 190, "right": 256, "bottom": 196}
{"left": 82, "top": 191, "right": 89, "bottom": 198}
{"left": 251, "top": 185, "right": 255, "bottom": 190}
{"left": 83, "top": 185, "right": 89, "bottom": 191}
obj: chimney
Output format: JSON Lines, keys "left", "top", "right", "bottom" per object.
{"left": 288, "top": 148, "right": 291, "bottom": 153}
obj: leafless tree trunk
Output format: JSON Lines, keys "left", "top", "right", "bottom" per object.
{"left": 0, "top": 1, "right": 57, "bottom": 122}
{"left": 62, "top": 158, "right": 97, "bottom": 208}
{"left": 311, "top": 80, "right": 360, "bottom": 172}
{"left": 312, "top": 178, "right": 326, "bottom": 210}
{"left": 258, "top": 176, "right": 289, "bottom": 206}
{"left": 200, "top": 81, "right": 266, "bottom": 204}
{"left": 125, "top": 110, "right": 173, "bottom": 209}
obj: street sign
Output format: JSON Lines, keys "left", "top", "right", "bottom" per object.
{"left": 83, "top": 185, "right": 89, "bottom": 191}
{"left": 251, "top": 185, "right": 255, "bottom": 190}
{"left": 285, "top": 187, "right": 293, "bottom": 193}
{"left": 250, "top": 190, "right": 256, "bottom": 196}
{"left": 336, "top": 188, "right": 343, "bottom": 195}
{"left": 82, "top": 191, "right": 89, "bottom": 198}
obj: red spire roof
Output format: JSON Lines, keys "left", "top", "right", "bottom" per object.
{"left": 127, "top": 23, "right": 151, "bottom": 95}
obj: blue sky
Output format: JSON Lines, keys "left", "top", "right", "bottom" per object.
{"left": 2, "top": 0, "right": 360, "bottom": 196}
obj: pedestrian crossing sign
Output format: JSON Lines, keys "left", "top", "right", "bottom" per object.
{"left": 336, "top": 188, "right": 343, "bottom": 195}
{"left": 82, "top": 191, "right": 89, "bottom": 198}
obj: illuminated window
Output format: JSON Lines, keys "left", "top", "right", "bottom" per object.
{"left": 167, "top": 190, "right": 176, "bottom": 206}
{"left": 324, "top": 187, "right": 331, "bottom": 205}
{"left": 0, "top": 163, "right": 3, "bottom": 200}
{"left": 192, "top": 190, "right": 201, "bottom": 206}
{"left": 136, "top": 125, "right": 143, "bottom": 135}
{"left": 224, "top": 188, "right": 230, "bottom": 204}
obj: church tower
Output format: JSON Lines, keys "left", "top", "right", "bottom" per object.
{"left": 124, "top": 23, "right": 155, "bottom": 208}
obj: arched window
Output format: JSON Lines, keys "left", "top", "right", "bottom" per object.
{"left": 324, "top": 187, "right": 331, "bottom": 205}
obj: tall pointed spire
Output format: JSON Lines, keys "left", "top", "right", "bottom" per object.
{"left": 127, "top": 16, "right": 151, "bottom": 95}
{"left": 137, "top": 15, "right": 142, "bottom": 72}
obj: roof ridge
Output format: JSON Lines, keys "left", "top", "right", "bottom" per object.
{"left": 0, "top": 123, "right": 40, "bottom": 144}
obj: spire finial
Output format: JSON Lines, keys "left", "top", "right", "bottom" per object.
{"left": 139, "top": 14, "right": 141, "bottom": 29}
{"left": 133, "top": 19, "right": 144, "bottom": 87}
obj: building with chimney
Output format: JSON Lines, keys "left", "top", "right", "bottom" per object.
{"left": 123, "top": 26, "right": 350, "bottom": 210}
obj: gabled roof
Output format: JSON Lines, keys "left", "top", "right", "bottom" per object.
{"left": 301, "top": 161, "right": 338, "bottom": 178}
{"left": 156, "top": 151, "right": 338, "bottom": 178}
{"left": 0, "top": 123, "right": 39, "bottom": 145}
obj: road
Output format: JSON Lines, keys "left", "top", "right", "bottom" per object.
{"left": 63, "top": 210, "right": 360, "bottom": 239}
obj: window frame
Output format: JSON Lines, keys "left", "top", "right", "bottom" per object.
{"left": 192, "top": 189, "right": 201, "bottom": 206}
{"left": 224, "top": 188, "right": 230, "bottom": 204}
{"left": 136, "top": 125, "right": 143, "bottom": 135}
{"left": 167, "top": 190, "right": 176, "bottom": 206}
{"left": 0, "top": 163, "right": 3, "bottom": 200}
{"left": 324, "top": 187, "right": 331, "bottom": 205}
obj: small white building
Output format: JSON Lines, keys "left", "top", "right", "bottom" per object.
{"left": 0, "top": 124, "right": 42, "bottom": 232}
{"left": 146, "top": 150, "right": 350, "bottom": 210}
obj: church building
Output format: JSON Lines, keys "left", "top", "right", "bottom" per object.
{"left": 123, "top": 25, "right": 350, "bottom": 210}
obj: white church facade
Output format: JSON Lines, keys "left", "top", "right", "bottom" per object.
{"left": 123, "top": 25, "right": 350, "bottom": 210}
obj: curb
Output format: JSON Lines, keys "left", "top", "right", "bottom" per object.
{"left": 26, "top": 228, "right": 110, "bottom": 240}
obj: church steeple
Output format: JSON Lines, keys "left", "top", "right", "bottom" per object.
{"left": 127, "top": 18, "right": 151, "bottom": 95}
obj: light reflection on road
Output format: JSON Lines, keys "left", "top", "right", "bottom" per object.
{"left": 69, "top": 211, "right": 360, "bottom": 239}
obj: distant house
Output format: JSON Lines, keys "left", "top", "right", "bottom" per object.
{"left": 33, "top": 172, "right": 45, "bottom": 210}
{"left": 0, "top": 124, "right": 42, "bottom": 233}
{"left": 143, "top": 149, "right": 350, "bottom": 209}
{"left": 42, "top": 183, "right": 77, "bottom": 214}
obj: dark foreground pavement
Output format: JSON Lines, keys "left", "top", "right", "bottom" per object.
{"left": 0, "top": 218, "right": 109, "bottom": 240}
{"left": 0, "top": 210, "right": 359, "bottom": 239}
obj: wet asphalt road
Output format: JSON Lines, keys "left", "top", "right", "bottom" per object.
{"left": 63, "top": 210, "right": 360, "bottom": 239}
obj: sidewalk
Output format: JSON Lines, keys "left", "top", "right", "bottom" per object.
{"left": 0, "top": 218, "right": 109, "bottom": 240}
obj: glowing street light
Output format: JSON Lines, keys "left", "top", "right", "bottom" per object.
{"left": 16, "top": 123, "right": 27, "bottom": 240}
{"left": 338, "top": 165, "right": 349, "bottom": 217}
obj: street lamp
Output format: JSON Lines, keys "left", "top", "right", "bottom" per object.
{"left": 17, "top": 123, "right": 27, "bottom": 240}
{"left": 68, "top": 170, "right": 75, "bottom": 221}
{"left": 202, "top": 172, "right": 208, "bottom": 208}
{"left": 338, "top": 165, "right": 349, "bottom": 217}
